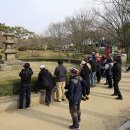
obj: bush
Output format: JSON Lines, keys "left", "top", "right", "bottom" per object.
{"left": 84, "top": 45, "right": 96, "bottom": 54}
{"left": 18, "top": 46, "right": 28, "bottom": 51}
{"left": 0, "top": 77, "right": 38, "bottom": 96}
{"left": 19, "top": 57, "right": 81, "bottom": 64}
{"left": 29, "top": 46, "right": 45, "bottom": 50}
{"left": 0, "top": 74, "right": 71, "bottom": 96}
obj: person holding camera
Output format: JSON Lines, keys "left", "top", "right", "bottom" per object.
{"left": 19, "top": 63, "right": 33, "bottom": 110}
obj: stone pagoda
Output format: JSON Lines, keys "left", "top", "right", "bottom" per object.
{"left": 3, "top": 33, "right": 16, "bottom": 60}
{"left": 0, "top": 32, "right": 24, "bottom": 71}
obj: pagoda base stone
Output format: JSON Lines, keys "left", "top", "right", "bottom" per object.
{"left": 0, "top": 60, "right": 24, "bottom": 71}
{"left": 5, "top": 54, "right": 16, "bottom": 61}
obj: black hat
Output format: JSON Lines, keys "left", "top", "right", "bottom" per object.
{"left": 113, "top": 57, "right": 118, "bottom": 62}
{"left": 107, "top": 58, "right": 112, "bottom": 63}
{"left": 58, "top": 60, "right": 63, "bottom": 65}
{"left": 23, "top": 63, "right": 30, "bottom": 69}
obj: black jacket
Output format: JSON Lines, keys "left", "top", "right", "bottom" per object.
{"left": 38, "top": 69, "right": 53, "bottom": 89}
{"left": 88, "top": 59, "right": 97, "bottom": 72}
{"left": 111, "top": 63, "right": 121, "bottom": 81}
{"left": 19, "top": 68, "right": 33, "bottom": 85}
{"left": 80, "top": 64, "right": 91, "bottom": 81}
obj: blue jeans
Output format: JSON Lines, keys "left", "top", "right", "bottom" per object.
{"left": 91, "top": 72, "right": 96, "bottom": 86}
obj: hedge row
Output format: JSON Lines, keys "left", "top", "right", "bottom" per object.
{"left": 0, "top": 78, "right": 35, "bottom": 96}
{"left": 19, "top": 57, "right": 81, "bottom": 64}
{"left": 0, "top": 73, "right": 71, "bottom": 97}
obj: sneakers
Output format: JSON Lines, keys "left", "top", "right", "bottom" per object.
{"left": 54, "top": 99, "right": 61, "bottom": 102}
{"left": 85, "top": 95, "right": 89, "bottom": 100}
{"left": 115, "top": 97, "right": 123, "bottom": 100}
{"left": 82, "top": 97, "right": 87, "bottom": 101}
{"left": 26, "top": 107, "right": 30, "bottom": 110}
{"left": 104, "top": 83, "right": 108, "bottom": 85}
{"left": 69, "top": 125, "right": 79, "bottom": 129}
{"left": 111, "top": 93, "right": 117, "bottom": 96}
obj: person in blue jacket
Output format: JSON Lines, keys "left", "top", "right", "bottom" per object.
{"left": 65, "top": 67, "right": 83, "bottom": 129}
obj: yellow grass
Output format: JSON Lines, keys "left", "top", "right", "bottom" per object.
{"left": 0, "top": 61, "right": 78, "bottom": 81}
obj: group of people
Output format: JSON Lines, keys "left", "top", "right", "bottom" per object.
{"left": 18, "top": 52, "right": 123, "bottom": 129}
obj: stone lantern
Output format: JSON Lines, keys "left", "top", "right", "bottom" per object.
{"left": 3, "top": 33, "right": 16, "bottom": 60}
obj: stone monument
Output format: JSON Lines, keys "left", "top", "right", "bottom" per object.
{"left": 3, "top": 33, "right": 16, "bottom": 60}
{"left": 0, "top": 32, "right": 24, "bottom": 71}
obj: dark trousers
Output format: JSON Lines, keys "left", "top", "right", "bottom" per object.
{"left": 69, "top": 102, "right": 81, "bottom": 128}
{"left": 82, "top": 80, "right": 90, "bottom": 96}
{"left": 34, "top": 81, "right": 42, "bottom": 92}
{"left": 45, "top": 89, "right": 52, "bottom": 104}
{"left": 113, "top": 80, "right": 122, "bottom": 98}
{"left": 96, "top": 71, "right": 101, "bottom": 82}
{"left": 19, "top": 85, "right": 31, "bottom": 109}
{"left": 106, "top": 75, "right": 113, "bottom": 88}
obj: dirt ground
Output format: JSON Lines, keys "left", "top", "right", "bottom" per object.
{"left": 0, "top": 68, "right": 129, "bottom": 130}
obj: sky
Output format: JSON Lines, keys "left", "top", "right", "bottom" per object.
{"left": 0, "top": 0, "right": 101, "bottom": 34}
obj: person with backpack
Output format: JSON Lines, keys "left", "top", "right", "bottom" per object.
{"left": 54, "top": 60, "right": 67, "bottom": 102}
{"left": 65, "top": 68, "right": 83, "bottom": 129}
{"left": 19, "top": 63, "right": 33, "bottom": 110}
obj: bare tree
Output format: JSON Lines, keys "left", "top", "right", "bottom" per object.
{"left": 64, "top": 10, "right": 95, "bottom": 52}
{"left": 46, "top": 22, "right": 69, "bottom": 51}
{"left": 94, "top": 0, "right": 130, "bottom": 61}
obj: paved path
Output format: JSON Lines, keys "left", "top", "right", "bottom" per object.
{"left": 0, "top": 71, "right": 130, "bottom": 130}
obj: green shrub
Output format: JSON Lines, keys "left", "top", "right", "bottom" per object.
{"left": 0, "top": 72, "right": 71, "bottom": 97}
{"left": 0, "top": 77, "right": 37, "bottom": 96}
{"left": 19, "top": 57, "right": 81, "bottom": 64}
{"left": 84, "top": 45, "right": 96, "bottom": 54}
{"left": 29, "top": 46, "right": 45, "bottom": 50}
{"left": 18, "top": 46, "right": 28, "bottom": 51}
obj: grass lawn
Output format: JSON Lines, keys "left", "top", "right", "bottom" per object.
{"left": 0, "top": 61, "right": 78, "bottom": 81}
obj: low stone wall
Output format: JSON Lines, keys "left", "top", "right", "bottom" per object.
{"left": 0, "top": 91, "right": 46, "bottom": 112}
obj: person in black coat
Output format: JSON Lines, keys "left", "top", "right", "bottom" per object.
{"left": 96, "top": 60, "right": 102, "bottom": 83}
{"left": 111, "top": 58, "right": 123, "bottom": 100}
{"left": 36, "top": 65, "right": 54, "bottom": 106}
{"left": 19, "top": 63, "right": 33, "bottom": 110}
{"left": 80, "top": 61, "right": 91, "bottom": 100}
{"left": 65, "top": 68, "right": 83, "bottom": 129}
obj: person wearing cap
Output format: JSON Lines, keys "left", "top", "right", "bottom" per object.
{"left": 35, "top": 65, "right": 54, "bottom": 106}
{"left": 65, "top": 68, "right": 83, "bottom": 129}
{"left": 54, "top": 60, "right": 67, "bottom": 102}
{"left": 80, "top": 61, "right": 91, "bottom": 100}
{"left": 111, "top": 58, "right": 123, "bottom": 100}
{"left": 19, "top": 63, "right": 33, "bottom": 110}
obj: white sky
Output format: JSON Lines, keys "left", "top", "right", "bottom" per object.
{"left": 0, "top": 0, "right": 101, "bottom": 34}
